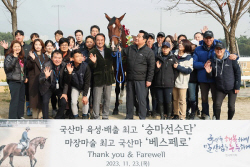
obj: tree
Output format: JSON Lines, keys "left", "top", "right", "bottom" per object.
{"left": 1, "top": 0, "right": 18, "bottom": 39}
{"left": 161, "top": 0, "right": 250, "bottom": 53}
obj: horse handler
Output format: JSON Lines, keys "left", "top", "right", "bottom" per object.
{"left": 122, "top": 30, "right": 155, "bottom": 120}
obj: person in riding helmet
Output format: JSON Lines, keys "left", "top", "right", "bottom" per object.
{"left": 20, "top": 127, "right": 30, "bottom": 156}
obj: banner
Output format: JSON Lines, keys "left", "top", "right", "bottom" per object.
{"left": 0, "top": 120, "right": 250, "bottom": 167}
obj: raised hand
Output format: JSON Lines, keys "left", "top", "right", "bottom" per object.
{"left": 29, "top": 51, "right": 35, "bottom": 60}
{"left": 66, "top": 63, "right": 74, "bottom": 74}
{"left": 201, "top": 26, "right": 208, "bottom": 33}
{"left": 156, "top": 61, "right": 162, "bottom": 68}
{"left": 173, "top": 33, "right": 178, "bottom": 41}
{"left": 204, "top": 60, "right": 211, "bottom": 68}
{"left": 0, "top": 40, "right": 8, "bottom": 49}
{"left": 89, "top": 53, "right": 97, "bottom": 63}
{"left": 73, "top": 45, "right": 79, "bottom": 50}
{"left": 44, "top": 66, "right": 52, "bottom": 79}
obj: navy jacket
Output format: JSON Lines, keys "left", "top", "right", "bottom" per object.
{"left": 69, "top": 62, "right": 91, "bottom": 96}
{"left": 208, "top": 52, "right": 241, "bottom": 93}
{"left": 193, "top": 39, "right": 224, "bottom": 83}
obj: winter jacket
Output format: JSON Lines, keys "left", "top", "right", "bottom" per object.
{"left": 152, "top": 42, "right": 161, "bottom": 57}
{"left": 154, "top": 52, "right": 178, "bottom": 88}
{"left": 82, "top": 49, "right": 91, "bottom": 64}
{"left": 88, "top": 47, "right": 115, "bottom": 87}
{"left": 175, "top": 53, "right": 193, "bottom": 89}
{"left": 39, "top": 61, "right": 69, "bottom": 96}
{"left": 76, "top": 41, "right": 85, "bottom": 53}
{"left": 193, "top": 39, "right": 223, "bottom": 83}
{"left": 4, "top": 54, "right": 27, "bottom": 82}
{"left": 208, "top": 51, "right": 241, "bottom": 93}
{"left": 69, "top": 62, "right": 91, "bottom": 96}
{"left": 122, "top": 44, "right": 155, "bottom": 82}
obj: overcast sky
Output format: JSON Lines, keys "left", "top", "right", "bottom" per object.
{"left": 0, "top": 0, "right": 249, "bottom": 42}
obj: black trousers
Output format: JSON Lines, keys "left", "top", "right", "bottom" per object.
{"left": 215, "top": 89, "right": 237, "bottom": 120}
{"left": 51, "top": 93, "right": 58, "bottom": 110}
{"left": 126, "top": 81, "right": 147, "bottom": 120}
{"left": 8, "top": 81, "right": 25, "bottom": 119}
{"left": 42, "top": 89, "right": 67, "bottom": 119}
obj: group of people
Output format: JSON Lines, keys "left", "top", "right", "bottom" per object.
{"left": 1, "top": 24, "right": 241, "bottom": 120}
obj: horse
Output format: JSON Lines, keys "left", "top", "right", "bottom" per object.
{"left": 105, "top": 13, "right": 128, "bottom": 115}
{"left": 0, "top": 137, "right": 47, "bottom": 167}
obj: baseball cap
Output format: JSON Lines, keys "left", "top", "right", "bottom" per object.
{"left": 162, "top": 42, "right": 171, "bottom": 48}
{"left": 203, "top": 31, "right": 214, "bottom": 38}
{"left": 215, "top": 42, "right": 225, "bottom": 49}
{"left": 148, "top": 33, "right": 155, "bottom": 39}
{"left": 157, "top": 32, "right": 165, "bottom": 37}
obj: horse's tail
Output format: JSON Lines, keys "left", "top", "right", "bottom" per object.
{"left": 0, "top": 145, "right": 5, "bottom": 157}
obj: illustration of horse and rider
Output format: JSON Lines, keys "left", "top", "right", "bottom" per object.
{"left": 0, "top": 127, "right": 47, "bottom": 167}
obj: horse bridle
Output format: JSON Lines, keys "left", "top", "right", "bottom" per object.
{"left": 110, "top": 26, "right": 123, "bottom": 47}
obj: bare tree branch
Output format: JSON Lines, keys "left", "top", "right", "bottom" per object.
{"left": 13, "top": 0, "right": 17, "bottom": 9}
{"left": 188, "top": 0, "right": 229, "bottom": 33}
{"left": 239, "top": 5, "right": 250, "bottom": 20}
{"left": 232, "top": 0, "right": 240, "bottom": 21}
{"left": 236, "top": 0, "right": 250, "bottom": 22}
{"left": 195, "top": 0, "right": 222, "bottom": 19}
{"left": 226, "top": 0, "right": 233, "bottom": 20}
{"left": 2, "top": 9, "right": 11, "bottom": 24}
{"left": 161, "top": 0, "right": 180, "bottom": 11}
{"left": 2, "top": 0, "right": 13, "bottom": 12}
{"left": 6, "top": 0, "right": 12, "bottom": 7}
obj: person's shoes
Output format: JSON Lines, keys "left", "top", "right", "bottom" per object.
{"left": 180, "top": 118, "right": 186, "bottom": 120}
{"left": 102, "top": 117, "right": 109, "bottom": 120}
{"left": 212, "top": 115, "right": 216, "bottom": 120}
{"left": 204, "top": 115, "right": 211, "bottom": 120}
{"left": 146, "top": 110, "right": 151, "bottom": 117}
{"left": 20, "top": 117, "right": 25, "bottom": 119}
{"left": 69, "top": 113, "right": 75, "bottom": 119}
{"left": 186, "top": 112, "right": 190, "bottom": 120}
{"left": 151, "top": 110, "right": 156, "bottom": 118}
{"left": 135, "top": 110, "right": 139, "bottom": 116}
{"left": 112, "top": 108, "right": 119, "bottom": 115}
{"left": 189, "top": 113, "right": 195, "bottom": 120}
{"left": 166, "top": 116, "right": 172, "bottom": 120}
{"left": 172, "top": 115, "right": 179, "bottom": 120}
{"left": 82, "top": 114, "right": 89, "bottom": 119}
{"left": 52, "top": 110, "right": 57, "bottom": 117}
{"left": 64, "top": 110, "right": 71, "bottom": 118}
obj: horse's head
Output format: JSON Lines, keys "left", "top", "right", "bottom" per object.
{"left": 105, "top": 13, "right": 126, "bottom": 52}
{"left": 38, "top": 137, "right": 47, "bottom": 149}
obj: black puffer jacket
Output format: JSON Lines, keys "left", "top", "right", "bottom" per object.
{"left": 122, "top": 44, "right": 155, "bottom": 82}
{"left": 4, "top": 54, "right": 26, "bottom": 82}
{"left": 154, "top": 53, "right": 178, "bottom": 88}
{"left": 208, "top": 52, "right": 241, "bottom": 93}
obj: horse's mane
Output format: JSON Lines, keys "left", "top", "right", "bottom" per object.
{"left": 108, "top": 17, "right": 117, "bottom": 26}
{"left": 30, "top": 137, "right": 44, "bottom": 142}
